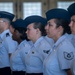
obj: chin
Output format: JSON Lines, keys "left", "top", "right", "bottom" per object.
{"left": 72, "top": 32, "right": 75, "bottom": 35}
{"left": 27, "top": 37, "right": 30, "bottom": 39}
{"left": 47, "top": 35, "right": 51, "bottom": 38}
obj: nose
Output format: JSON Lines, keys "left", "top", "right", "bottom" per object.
{"left": 69, "top": 21, "right": 73, "bottom": 27}
{"left": 25, "top": 30, "right": 27, "bottom": 34}
{"left": 45, "top": 24, "right": 48, "bottom": 30}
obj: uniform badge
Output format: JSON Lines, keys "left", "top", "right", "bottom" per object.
{"left": 6, "top": 33, "right": 10, "bottom": 37}
{"left": 43, "top": 50, "right": 50, "bottom": 54}
{"left": 64, "top": 52, "right": 74, "bottom": 60}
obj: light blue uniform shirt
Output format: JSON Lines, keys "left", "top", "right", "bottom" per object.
{"left": 24, "top": 36, "right": 52, "bottom": 73}
{"left": 43, "top": 34, "right": 75, "bottom": 75}
{"left": 69, "top": 34, "right": 75, "bottom": 48}
{"left": 10, "top": 40, "right": 31, "bottom": 71}
{"left": 65, "top": 34, "right": 75, "bottom": 75}
{"left": 71, "top": 59, "right": 75, "bottom": 75}
{"left": 0, "top": 29, "right": 18, "bottom": 68}
{"left": 67, "top": 34, "right": 75, "bottom": 75}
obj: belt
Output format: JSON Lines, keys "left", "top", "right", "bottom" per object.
{"left": 0, "top": 67, "right": 11, "bottom": 75}
{"left": 26, "top": 73, "right": 43, "bottom": 75}
{"left": 12, "top": 71, "right": 25, "bottom": 75}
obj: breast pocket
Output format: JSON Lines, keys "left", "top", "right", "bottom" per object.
{"left": 27, "top": 50, "right": 42, "bottom": 66}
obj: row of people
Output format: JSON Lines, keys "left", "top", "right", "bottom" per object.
{"left": 10, "top": 15, "right": 53, "bottom": 75}
{"left": 0, "top": 2, "right": 75, "bottom": 75}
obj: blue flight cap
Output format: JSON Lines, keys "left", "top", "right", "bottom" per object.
{"left": 0, "top": 11, "right": 15, "bottom": 21}
{"left": 67, "top": 3, "right": 75, "bottom": 17}
{"left": 11, "top": 19, "right": 26, "bottom": 28}
{"left": 24, "top": 15, "right": 47, "bottom": 26}
{"left": 46, "top": 8, "right": 70, "bottom": 22}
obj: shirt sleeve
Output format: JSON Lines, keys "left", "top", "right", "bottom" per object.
{"left": 4, "top": 36, "right": 18, "bottom": 54}
{"left": 57, "top": 41, "right": 75, "bottom": 70}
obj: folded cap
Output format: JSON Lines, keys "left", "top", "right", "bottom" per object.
{"left": 24, "top": 15, "right": 47, "bottom": 26}
{"left": 46, "top": 8, "right": 70, "bottom": 22}
{"left": 11, "top": 19, "right": 26, "bottom": 28}
{"left": 67, "top": 3, "right": 75, "bottom": 17}
{"left": 0, "top": 11, "right": 15, "bottom": 21}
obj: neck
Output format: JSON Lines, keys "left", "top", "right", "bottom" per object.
{"left": 17, "top": 39, "right": 22, "bottom": 44}
{"left": 53, "top": 34, "right": 62, "bottom": 43}
{"left": 32, "top": 35, "right": 41, "bottom": 43}
{"left": 0, "top": 30, "right": 4, "bottom": 34}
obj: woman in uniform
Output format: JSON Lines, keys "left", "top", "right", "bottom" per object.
{"left": 43, "top": 8, "right": 75, "bottom": 75}
{"left": 10, "top": 19, "right": 30, "bottom": 75}
{"left": 21, "top": 15, "right": 52, "bottom": 75}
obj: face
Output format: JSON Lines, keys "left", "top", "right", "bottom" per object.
{"left": 0, "top": 19, "right": 6, "bottom": 33}
{"left": 13, "top": 30, "right": 22, "bottom": 41}
{"left": 69, "top": 15, "right": 75, "bottom": 34}
{"left": 45, "top": 19, "right": 59, "bottom": 39}
{"left": 0, "top": 18, "right": 10, "bottom": 33}
{"left": 26, "top": 23, "right": 37, "bottom": 41}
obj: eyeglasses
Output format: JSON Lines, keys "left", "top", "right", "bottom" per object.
{"left": 0, "top": 20, "right": 6, "bottom": 23}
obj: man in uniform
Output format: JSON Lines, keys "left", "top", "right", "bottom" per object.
{"left": 0, "top": 11, "right": 18, "bottom": 75}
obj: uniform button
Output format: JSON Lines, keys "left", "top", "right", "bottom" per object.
{"left": 54, "top": 49, "right": 55, "bottom": 51}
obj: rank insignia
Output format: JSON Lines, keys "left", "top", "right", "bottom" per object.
{"left": 64, "top": 52, "right": 74, "bottom": 60}
{"left": 43, "top": 50, "right": 50, "bottom": 54}
{"left": 6, "top": 33, "right": 10, "bottom": 37}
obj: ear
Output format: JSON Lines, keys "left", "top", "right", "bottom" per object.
{"left": 58, "top": 26, "right": 63, "bottom": 32}
{"left": 36, "top": 28, "right": 40, "bottom": 34}
{"left": 4, "top": 21, "right": 8, "bottom": 26}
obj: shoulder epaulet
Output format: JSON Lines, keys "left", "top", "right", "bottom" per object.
{"left": 6, "top": 33, "right": 10, "bottom": 37}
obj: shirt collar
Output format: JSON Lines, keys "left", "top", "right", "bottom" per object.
{"left": 31, "top": 36, "right": 44, "bottom": 47}
{"left": 53, "top": 34, "right": 66, "bottom": 47}
{"left": 72, "top": 34, "right": 75, "bottom": 38}
{"left": 0, "top": 29, "right": 12, "bottom": 40}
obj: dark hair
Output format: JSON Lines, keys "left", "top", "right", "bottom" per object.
{"left": 54, "top": 19, "right": 71, "bottom": 35}
{"left": 15, "top": 27, "right": 29, "bottom": 41}
{"left": 33, "top": 22, "right": 46, "bottom": 36}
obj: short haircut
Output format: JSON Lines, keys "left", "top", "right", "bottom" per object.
{"left": 33, "top": 22, "right": 46, "bottom": 36}
{"left": 54, "top": 18, "right": 71, "bottom": 35}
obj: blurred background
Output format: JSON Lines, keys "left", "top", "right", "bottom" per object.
{"left": 0, "top": 0, "right": 74, "bottom": 19}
